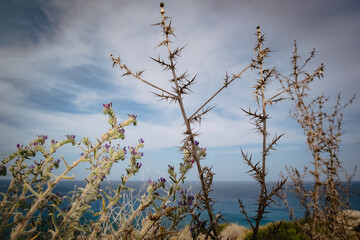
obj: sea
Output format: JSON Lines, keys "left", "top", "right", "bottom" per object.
{"left": 0, "top": 180, "right": 359, "bottom": 228}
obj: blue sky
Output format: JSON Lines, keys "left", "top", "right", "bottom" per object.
{"left": 0, "top": 0, "right": 359, "bottom": 181}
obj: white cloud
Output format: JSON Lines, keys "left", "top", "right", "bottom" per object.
{"left": 1, "top": 0, "right": 359, "bottom": 180}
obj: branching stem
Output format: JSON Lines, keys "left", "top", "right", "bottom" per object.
{"left": 158, "top": 5, "right": 218, "bottom": 237}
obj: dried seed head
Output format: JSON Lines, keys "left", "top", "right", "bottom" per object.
{"left": 160, "top": 2, "right": 165, "bottom": 14}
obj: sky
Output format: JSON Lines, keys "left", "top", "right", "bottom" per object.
{"left": 0, "top": 0, "right": 359, "bottom": 182}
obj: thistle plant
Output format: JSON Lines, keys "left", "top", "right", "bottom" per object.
{"left": 1, "top": 2, "right": 355, "bottom": 240}
{"left": 111, "top": 2, "right": 253, "bottom": 238}
{"left": 0, "top": 103, "right": 142, "bottom": 239}
{"left": 0, "top": 103, "right": 202, "bottom": 239}
{"left": 279, "top": 41, "right": 356, "bottom": 240}
{"left": 109, "top": 156, "right": 196, "bottom": 239}
{"left": 238, "top": 26, "right": 290, "bottom": 240}
{"left": 1, "top": 2, "right": 254, "bottom": 238}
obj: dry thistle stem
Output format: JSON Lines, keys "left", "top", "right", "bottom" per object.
{"left": 239, "top": 26, "right": 290, "bottom": 240}
{"left": 110, "top": 2, "right": 253, "bottom": 238}
{"left": 280, "top": 42, "right": 356, "bottom": 240}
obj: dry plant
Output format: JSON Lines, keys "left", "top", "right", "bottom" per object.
{"left": 279, "top": 41, "right": 356, "bottom": 240}
{"left": 238, "top": 26, "right": 289, "bottom": 240}
{"left": 111, "top": 2, "right": 254, "bottom": 239}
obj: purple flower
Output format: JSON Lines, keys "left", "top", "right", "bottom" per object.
{"left": 56, "top": 159, "right": 60, "bottom": 164}
{"left": 199, "top": 147, "right": 206, "bottom": 152}
{"left": 154, "top": 192, "right": 159, "bottom": 197}
{"left": 38, "top": 135, "right": 48, "bottom": 140}
{"left": 103, "top": 102, "right": 112, "bottom": 109}
{"left": 139, "top": 138, "right": 144, "bottom": 143}
{"left": 159, "top": 177, "right": 166, "bottom": 183}
{"left": 128, "top": 114, "right": 137, "bottom": 119}
{"left": 55, "top": 191, "right": 63, "bottom": 198}
{"left": 136, "top": 162, "right": 142, "bottom": 169}
{"left": 81, "top": 152, "right": 84, "bottom": 156}
{"left": 140, "top": 152, "right": 144, "bottom": 157}
{"left": 33, "top": 142, "right": 38, "bottom": 146}
{"left": 105, "top": 144, "right": 110, "bottom": 152}
{"left": 118, "top": 128, "right": 125, "bottom": 134}
{"left": 195, "top": 140, "right": 199, "bottom": 146}
{"left": 29, "top": 165, "right": 35, "bottom": 170}
{"left": 123, "top": 147, "right": 127, "bottom": 154}
{"left": 36, "top": 135, "right": 45, "bottom": 140}
{"left": 198, "top": 147, "right": 207, "bottom": 157}
{"left": 187, "top": 195, "right": 195, "bottom": 206}
{"left": 16, "top": 144, "right": 20, "bottom": 148}
{"left": 66, "top": 134, "right": 76, "bottom": 140}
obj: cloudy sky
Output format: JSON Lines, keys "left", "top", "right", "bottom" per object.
{"left": 0, "top": 0, "right": 359, "bottom": 181}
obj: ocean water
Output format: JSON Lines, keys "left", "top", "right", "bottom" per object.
{"left": 187, "top": 181, "right": 360, "bottom": 226}
{"left": 0, "top": 180, "right": 359, "bottom": 228}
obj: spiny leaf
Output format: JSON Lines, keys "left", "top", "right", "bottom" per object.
{"left": 264, "top": 133, "right": 285, "bottom": 156}
{"left": 135, "top": 69, "right": 146, "bottom": 78}
{"left": 149, "top": 56, "right": 173, "bottom": 71}
{"left": 152, "top": 91, "right": 178, "bottom": 103}
{"left": 190, "top": 106, "right": 215, "bottom": 125}
{"left": 156, "top": 39, "right": 170, "bottom": 48}
{"left": 179, "top": 74, "right": 197, "bottom": 95}
{"left": 169, "top": 44, "right": 187, "bottom": 61}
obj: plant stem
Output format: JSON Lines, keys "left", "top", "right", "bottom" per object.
{"left": 189, "top": 64, "right": 252, "bottom": 121}
{"left": 11, "top": 142, "right": 102, "bottom": 239}
{"left": 252, "top": 27, "right": 266, "bottom": 240}
{"left": 160, "top": 5, "right": 218, "bottom": 237}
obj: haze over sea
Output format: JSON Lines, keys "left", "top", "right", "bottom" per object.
{"left": 1, "top": 180, "right": 358, "bottom": 228}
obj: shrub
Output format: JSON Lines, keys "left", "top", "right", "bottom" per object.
{"left": 245, "top": 221, "right": 307, "bottom": 240}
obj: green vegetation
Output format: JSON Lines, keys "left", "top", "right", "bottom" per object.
{"left": 245, "top": 221, "right": 307, "bottom": 240}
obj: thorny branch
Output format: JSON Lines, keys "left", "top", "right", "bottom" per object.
{"left": 239, "top": 26, "right": 287, "bottom": 240}
{"left": 111, "top": 54, "right": 177, "bottom": 100}
{"left": 110, "top": 2, "right": 256, "bottom": 238}
{"left": 280, "top": 41, "right": 356, "bottom": 240}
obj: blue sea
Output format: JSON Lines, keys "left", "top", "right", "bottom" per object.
{"left": 186, "top": 181, "right": 360, "bottom": 226}
{"left": 0, "top": 180, "right": 359, "bottom": 228}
